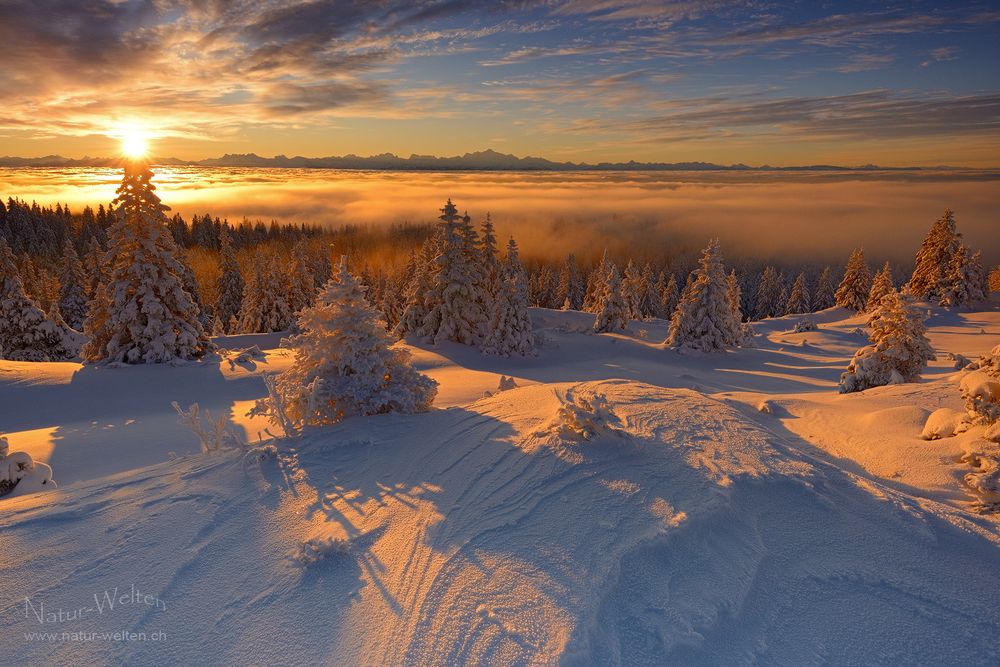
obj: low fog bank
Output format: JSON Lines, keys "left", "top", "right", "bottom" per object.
{"left": 2, "top": 167, "right": 997, "bottom": 267}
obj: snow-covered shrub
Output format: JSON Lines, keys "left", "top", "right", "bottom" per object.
{"left": 0, "top": 436, "right": 57, "bottom": 499}
{"left": 960, "top": 345, "right": 1000, "bottom": 424}
{"left": 224, "top": 345, "right": 266, "bottom": 370}
{"left": 948, "top": 352, "right": 972, "bottom": 370}
{"left": 960, "top": 448, "right": 1000, "bottom": 509}
{"left": 757, "top": 399, "right": 774, "bottom": 415}
{"left": 291, "top": 536, "right": 351, "bottom": 566}
{"left": 792, "top": 318, "right": 817, "bottom": 333}
{"left": 920, "top": 408, "right": 970, "bottom": 440}
{"left": 839, "top": 290, "right": 934, "bottom": 393}
{"left": 172, "top": 402, "right": 245, "bottom": 453}
{"left": 251, "top": 257, "right": 437, "bottom": 431}
{"left": 555, "top": 393, "right": 621, "bottom": 440}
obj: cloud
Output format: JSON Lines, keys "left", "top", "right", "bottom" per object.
{"left": 569, "top": 90, "right": 1000, "bottom": 143}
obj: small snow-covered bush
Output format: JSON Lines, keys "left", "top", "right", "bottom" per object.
{"left": 172, "top": 402, "right": 245, "bottom": 453}
{"left": 292, "top": 536, "right": 351, "bottom": 566}
{"left": 961, "top": 345, "right": 1000, "bottom": 424}
{"left": 555, "top": 393, "right": 621, "bottom": 440}
{"left": 0, "top": 436, "right": 57, "bottom": 499}
{"left": 792, "top": 318, "right": 817, "bottom": 333}
{"left": 947, "top": 352, "right": 972, "bottom": 370}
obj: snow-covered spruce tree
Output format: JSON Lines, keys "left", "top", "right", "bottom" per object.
{"left": 727, "top": 269, "right": 744, "bottom": 321}
{"left": 0, "top": 237, "right": 73, "bottom": 361}
{"left": 867, "top": 262, "right": 895, "bottom": 313}
{"left": 666, "top": 239, "right": 742, "bottom": 352}
{"left": 990, "top": 265, "right": 1000, "bottom": 293}
{"left": 622, "top": 260, "right": 645, "bottom": 321}
{"left": 214, "top": 226, "right": 244, "bottom": 332}
{"left": 58, "top": 239, "right": 88, "bottom": 330}
{"left": 83, "top": 237, "right": 108, "bottom": 299}
{"left": 394, "top": 236, "right": 438, "bottom": 339}
{"left": 594, "top": 261, "right": 628, "bottom": 333}
{"left": 835, "top": 248, "right": 872, "bottom": 312}
{"left": 753, "top": 266, "right": 783, "bottom": 320}
{"left": 417, "top": 200, "right": 485, "bottom": 345}
{"left": 814, "top": 266, "right": 836, "bottom": 310}
{"left": 287, "top": 241, "right": 317, "bottom": 315}
{"left": 658, "top": 271, "right": 679, "bottom": 318}
{"left": 478, "top": 213, "right": 500, "bottom": 296}
{"left": 584, "top": 250, "right": 612, "bottom": 312}
{"left": 969, "top": 251, "right": 989, "bottom": 302}
{"left": 838, "top": 290, "right": 934, "bottom": 393}
{"left": 940, "top": 244, "right": 982, "bottom": 308}
{"left": 482, "top": 239, "right": 535, "bottom": 357}
{"left": 239, "top": 254, "right": 292, "bottom": 333}
{"left": 82, "top": 164, "right": 211, "bottom": 363}
{"left": 557, "top": 253, "right": 585, "bottom": 311}
{"left": 909, "top": 209, "right": 961, "bottom": 300}
{"left": 252, "top": 257, "right": 437, "bottom": 429}
{"left": 785, "top": 272, "right": 810, "bottom": 315}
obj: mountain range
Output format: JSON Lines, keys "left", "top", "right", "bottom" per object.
{"left": 0, "top": 148, "right": 923, "bottom": 171}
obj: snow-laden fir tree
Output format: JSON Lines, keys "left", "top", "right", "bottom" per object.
{"left": 394, "top": 236, "right": 438, "bottom": 339}
{"left": 658, "top": 271, "right": 679, "bottom": 319}
{"left": 666, "top": 239, "right": 742, "bottom": 352}
{"left": 82, "top": 164, "right": 211, "bottom": 364}
{"left": 940, "top": 244, "right": 983, "bottom": 308}
{"left": 867, "top": 262, "right": 895, "bottom": 312}
{"left": 214, "top": 226, "right": 244, "bottom": 333}
{"left": 835, "top": 248, "right": 872, "bottom": 312}
{"left": 753, "top": 266, "right": 783, "bottom": 320}
{"left": 479, "top": 213, "right": 500, "bottom": 296}
{"left": 594, "top": 260, "right": 628, "bottom": 333}
{"left": 287, "top": 240, "right": 317, "bottom": 315}
{"left": 417, "top": 200, "right": 486, "bottom": 345}
{"left": 482, "top": 238, "right": 535, "bottom": 356}
{"left": 239, "top": 254, "right": 292, "bottom": 333}
{"left": 785, "top": 272, "right": 810, "bottom": 315}
{"left": 584, "top": 250, "right": 612, "bottom": 312}
{"left": 839, "top": 289, "right": 934, "bottom": 393}
{"left": 814, "top": 266, "right": 836, "bottom": 310}
{"left": 557, "top": 253, "right": 585, "bottom": 311}
{"left": 58, "top": 239, "right": 88, "bottom": 330}
{"left": 909, "top": 209, "right": 961, "bottom": 300}
{"left": 84, "top": 237, "right": 108, "bottom": 299}
{"left": 727, "top": 269, "right": 744, "bottom": 321}
{"left": 0, "top": 237, "right": 74, "bottom": 361}
{"left": 969, "top": 251, "right": 990, "bottom": 302}
{"left": 622, "top": 260, "right": 646, "bottom": 321}
{"left": 989, "top": 265, "right": 1000, "bottom": 293}
{"left": 252, "top": 256, "right": 437, "bottom": 429}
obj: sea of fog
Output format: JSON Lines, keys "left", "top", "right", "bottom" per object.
{"left": 1, "top": 167, "right": 997, "bottom": 265}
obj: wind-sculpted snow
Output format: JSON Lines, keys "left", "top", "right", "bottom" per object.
{"left": 3, "top": 379, "right": 999, "bottom": 664}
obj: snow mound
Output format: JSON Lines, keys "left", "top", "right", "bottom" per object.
{"left": 921, "top": 408, "right": 970, "bottom": 440}
{"left": 2, "top": 380, "right": 1000, "bottom": 664}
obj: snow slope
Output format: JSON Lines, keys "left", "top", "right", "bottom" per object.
{"left": 2, "top": 304, "right": 1000, "bottom": 664}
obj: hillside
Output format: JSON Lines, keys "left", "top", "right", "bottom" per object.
{"left": 2, "top": 305, "right": 1000, "bottom": 664}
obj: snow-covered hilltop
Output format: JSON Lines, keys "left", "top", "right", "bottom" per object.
{"left": 2, "top": 303, "right": 1000, "bottom": 664}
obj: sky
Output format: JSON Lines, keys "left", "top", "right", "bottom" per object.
{"left": 1, "top": 0, "right": 998, "bottom": 166}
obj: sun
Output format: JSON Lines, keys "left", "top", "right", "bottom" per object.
{"left": 119, "top": 128, "right": 150, "bottom": 159}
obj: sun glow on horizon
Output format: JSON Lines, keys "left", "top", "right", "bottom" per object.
{"left": 117, "top": 127, "right": 151, "bottom": 159}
